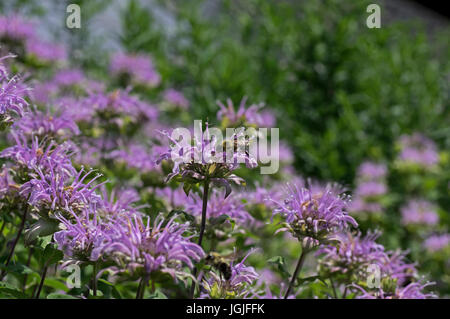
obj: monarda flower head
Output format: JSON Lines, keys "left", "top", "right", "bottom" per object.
{"left": 98, "top": 187, "right": 142, "bottom": 219}
{"left": 423, "top": 234, "right": 450, "bottom": 253}
{"left": 25, "top": 39, "right": 67, "bottom": 63}
{"left": 53, "top": 206, "right": 113, "bottom": 262}
{"left": 162, "top": 88, "right": 189, "bottom": 110}
{"left": 357, "top": 162, "right": 387, "bottom": 180}
{"left": 217, "top": 97, "right": 275, "bottom": 128}
{"left": 401, "top": 199, "right": 439, "bottom": 227}
{"left": 271, "top": 184, "right": 357, "bottom": 248}
{"left": 0, "top": 133, "right": 76, "bottom": 178}
{"left": 80, "top": 89, "right": 159, "bottom": 124}
{"left": 13, "top": 107, "right": 80, "bottom": 139}
{"left": 157, "top": 123, "right": 257, "bottom": 198}
{"left": 381, "top": 249, "right": 418, "bottom": 286}
{"left": 397, "top": 133, "right": 439, "bottom": 168}
{"left": 200, "top": 250, "right": 259, "bottom": 299}
{"left": 110, "top": 52, "right": 161, "bottom": 87}
{"left": 0, "top": 15, "right": 35, "bottom": 41}
{"left": 0, "top": 55, "right": 28, "bottom": 129}
{"left": 20, "top": 166, "right": 104, "bottom": 216}
{"left": 98, "top": 214, "right": 204, "bottom": 283}
{"left": 185, "top": 187, "right": 256, "bottom": 230}
{"left": 316, "top": 231, "right": 387, "bottom": 283}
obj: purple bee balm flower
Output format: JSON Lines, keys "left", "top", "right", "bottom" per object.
{"left": 54, "top": 207, "right": 113, "bottom": 262}
{"left": 354, "top": 281, "right": 435, "bottom": 299}
{"left": 25, "top": 38, "right": 67, "bottom": 63}
{"left": 278, "top": 142, "right": 294, "bottom": 164}
{"left": 247, "top": 183, "right": 284, "bottom": 211}
{"left": 98, "top": 187, "right": 142, "bottom": 218}
{"left": 401, "top": 199, "right": 439, "bottom": 227}
{"left": 99, "top": 214, "right": 204, "bottom": 281}
{"left": 0, "top": 167, "right": 19, "bottom": 198}
{"left": 13, "top": 107, "right": 80, "bottom": 139}
{"left": 110, "top": 52, "right": 161, "bottom": 87}
{"left": 163, "top": 89, "right": 189, "bottom": 109}
{"left": 357, "top": 162, "right": 387, "bottom": 180}
{"left": 381, "top": 249, "right": 418, "bottom": 286}
{"left": 0, "top": 133, "right": 76, "bottom": 177}
{"left": 201, "top": 250, "right": 259, "bottom": 299}
{"left": 20, "top": 166, "right": 105, "bottom": 214}
{"left": 398, "top": 133, "right": 439, "bottom": 168}
{"left": 52, "top": 69, "right": 85, "bottom": 87}
{"left": 423, "top": 234, "right": 450, "bottom": 253}
{"left": 30, "top": 81, "right": 57, "bottom": 105}
{"left": 157, "top": 123, "right": 257, "bottom": 197}
{"left": 217, "top": 97, "right": 275, "bottom": 128}
{"left": 81, "top": 90, "right": 159, "bottom": 123}
{"left": 1, "top": 55, "right": 29, "bottom": 127}
{"left": 0, "top": 15, "right": 35, "bottom": 40}
{"left": 271, "top": 184, "right": 357, "bottom": 247}
{"left": 108, "top": 143, "right": 158, "bottom": 173}
{"left": 349, "top": 198, "right": 383, "bottom": 215}
{"left": 354, "top": 181, "right": 387, "bottom": 198}
{"left": 317, "top": 231, "right": 387, "bottom": 281}
{"left": 184, "top": 188, "right": 256, "bottom": 228}
{"left": 155, "top": 187, "right": 189, "bottom": 210}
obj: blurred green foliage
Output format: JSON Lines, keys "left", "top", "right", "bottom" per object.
{"left": 113, "top": 0, "right": 449, "bottom": 186}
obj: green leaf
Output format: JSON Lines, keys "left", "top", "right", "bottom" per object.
{"left": 0, "top": 282, "right": 28, "bottom": 299}
{"left": 183, "top": 183, "right": 192, "bottom": 196}
{"left": 267, "top": 256, "right": 291, "bottom": 279}
{"left": 0, "top": 263, "right": 36, "bottom": 275}
{"left": 209, "top": 214, "right": 231, "bottom": 226}
{"left": 44, "top": 278, "right": 70, "bottom": 292}
{"left": 167, "top": 210, "right": 195, "bottom": 223}
{"left": 42, "top": 244, "right": 64, "bottom": 266}
{"left": 98, "top": 279, "right": 122, "bottom": 299}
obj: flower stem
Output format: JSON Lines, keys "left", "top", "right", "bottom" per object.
{"left": 189, "top": 180, "right": 210, "bottom": 298}
{"left": 0, "top": 207, "right": 28, "bottom": 280}
{"left": 92, "top": 262, "right": 98, "bottom": 297}
{"left": 330, "top": 277, "right": 338, "bottom": 298}
{"left": 197, "top": 180, "right": 210, "bottom": 247}
{"left": 0, "top": 219, "right": 5, "bottom": 237}
{"left": 136, "top": 274, "right": 149, "bottom": 299}
{"left": 284, "top": 248, "right": 308, "bottom": 299}
{"left": 35, "top": 263, "right": 48, "bottom": 299}
{"left": 22, "top": 247, "right": 34, "bottom": 291}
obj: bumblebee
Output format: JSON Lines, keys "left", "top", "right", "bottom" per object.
{"left": 205, "top": 252, "right": 233, "bottom": 281}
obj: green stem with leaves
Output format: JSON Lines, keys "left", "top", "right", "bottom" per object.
{"left": 35, "top": 263, "right": 48, "bottom": 299}
{"left": 0, "top": 207, "right": 28, "bottom": 280}
{"left": 189, "top": 179, "right": 210, "bottom": 298}
{"left": 92, "top": 262, "right": 98, "bottom": 297}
